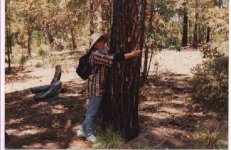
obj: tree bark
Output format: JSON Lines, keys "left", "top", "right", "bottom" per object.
{"left": 101, "top": 0, "right": 146, "bottom": 140}
{"left": 182, "top": 8, "right": 188, "bottom": 47}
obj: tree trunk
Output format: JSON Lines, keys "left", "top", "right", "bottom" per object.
{"left": 28, "top": 28, "right": 32, "bottom": 56}
{"left": 70, "top": 28, "right": 77, "bottom": 49}
{"left": 198, "top": 24, "right": 202, "bottom": 43}
{"left": 218, "top": 0, "right": 223, "bottom": 8}
{"left": 46, "top": 24, "right": 54, "bottom": 44}
{"left": 142, "top": 44, "right": 149, "bottom": 83}
{"left": 206, "top": 27, "right": 211, "bottom": 43}
{"left": 182, "top": 8, "right": 188, "bottom": 47}
{"left": 101, "top": 0, "right": 146, "bottom": 140}
{"left": 90, "top": 0, "right": 94, "bottom": 35}
{"left": 6, "top": 0, "right": 12, "bottom": 73}
{"left": 214, "top": 0, "right": 218, "bottom": 6}
{"left": 147, "top": 46, "right": 155, "bottom": 77}
{"left": 193, "top": 0, "right": 198, "bottom": 49}
{"left": 142, "top": 0, "right": 154, "bottom": 84}
{"left": 6, "top": 27, "right": 12, "bottom": 73}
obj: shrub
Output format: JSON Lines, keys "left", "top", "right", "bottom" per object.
{"left": 36, "top": 44, "right": 51, "bottom": 57}
{"left": 192, "top": 123, "right": 227, "bottom": 149}
{"left": 35, "top": 62, "right": 43, "bottom": 68}
{"left": 19, "top": 55, "right": 29, "bottom": 67}
{"left": 190, "top": 43, "right": 228, "bottom": 112}
{"left": 93, "top": 128, "right": 124, "bottom": 149}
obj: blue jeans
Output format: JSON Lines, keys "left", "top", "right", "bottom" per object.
{"left": 81, "top": 96, "right": 102, "bottom": 137}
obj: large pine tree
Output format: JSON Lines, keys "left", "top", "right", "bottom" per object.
{"left": 101, "top": 0, "right": 146, "bottom": 140}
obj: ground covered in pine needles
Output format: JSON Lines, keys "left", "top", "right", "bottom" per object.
{"left": 5, "top": 49, "right": 228, "bottom": 149}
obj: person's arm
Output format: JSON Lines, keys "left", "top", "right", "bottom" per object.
{"left": 92, "top": 49, "right": 141, "bottom": 67}
{"left": 124, "top": 49, "right": 141, "bottom": 59}
{"left": 92, "top": 50, "right": 115, "bottom": 67}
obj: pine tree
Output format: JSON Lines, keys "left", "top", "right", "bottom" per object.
{"left": 101, "top": 0, "right": 146, "bottom": 140}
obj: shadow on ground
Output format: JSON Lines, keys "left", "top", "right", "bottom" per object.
{"left": 123, "top": 72, "right": 228, "bottom": 149}
{"left": 5, "top": 72, "right": 228, "bottom": 149}
{"left": 6, "top": 80, "right": 91, "bottom": 149}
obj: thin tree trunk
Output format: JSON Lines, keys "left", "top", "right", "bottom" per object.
{"left": 218, "top": 0, "right": 223, "bottom": 8}
{"left": 193, "top": 0, "right": 198, "bottom": 49}
{"left": 198, "top": 24, "right": 202, "bottom": 43}
{"left": 182, "top": 8, "right": 188, "bottom": 47}
{"left": 46, "top": 24, "right": 54, "bottom": 44}
{"left": 206, "top": 27, "right": 211, "bottom": 43}
{"left": 102, "top": 0, "right": 146, "bottom": 140}
{"left": 28, "top": 28, "right": 32, "bottom": 56}
{"left": 90, "top": 0, "right": 94, "bottom": 35}
{"left": 6, "top": 28, "right": 11, "bottom": 73}
{"left": 142, "top": 44, "right": 149, "bottom": 83}
{"left": 6, "top": 0, "right": 12, "bottom": 73}
{"left": 147, "top": 47, "right": 155, "bottom": 77}
{"left": 142, "top": 0, "right": 154, "bottom": 84}
{"left": 108, "top": 0, "right": 113, "bottom": 33}
{"left": 70, "top": 28, "right": 77, "bottom": 49}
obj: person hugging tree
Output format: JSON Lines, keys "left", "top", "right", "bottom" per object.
{"left": 77, "top": 32, "right": 141, "bottom": 142}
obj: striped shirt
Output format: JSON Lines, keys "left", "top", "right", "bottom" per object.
{"left": 87, "top": 48, "right": 115, "bottom": 96}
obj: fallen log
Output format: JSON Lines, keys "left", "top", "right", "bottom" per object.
{"left": 35, "top": 81, "right": 62, "bottom": 101}
{"left": 31, "top": 84, "right": 52, "bottom": 94}
{"left": 30, "top": 65, "right": 63, "bottom": 100}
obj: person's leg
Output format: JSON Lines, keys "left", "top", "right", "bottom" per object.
{"left": 84, "top": 96, "right": 102, "bottom": 137}
{"left": 80, "top": 98, "right": 91, "bottom": 132}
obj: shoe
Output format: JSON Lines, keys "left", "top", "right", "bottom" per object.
{"left": 77, "top": 129, "right": 86, "bottom": 138}
{"left": 86, "top": 134, "right": 97, "bottom": 142}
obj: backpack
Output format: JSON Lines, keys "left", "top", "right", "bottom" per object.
{"left": 76, "top": 48, "right": 95, "bottom": 80}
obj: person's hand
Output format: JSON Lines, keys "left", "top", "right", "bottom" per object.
{"left": 131, "top": 48, "right": 141, "bottom": 57}
{"left": 124, "top": 48, "right": 142, "bottom": 60}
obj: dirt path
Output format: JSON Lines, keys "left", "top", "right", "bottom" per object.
{"left": 5, "top": 50, "right": 228, "bottom": 149}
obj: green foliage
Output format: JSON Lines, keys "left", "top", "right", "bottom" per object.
{"left": 190, "top": 43, "right": 228, "bottom": 112}
{"left": 93, "top": 128, "right": 124, "bottom": 149}
{"left": 19, "top": 55, "right": 29, "bottom": 67}
{"left": 37, "top": 44, "right": 50, "bottom": 57}
{"left": 38, "top": 49, "right": 47, "bottom": 58}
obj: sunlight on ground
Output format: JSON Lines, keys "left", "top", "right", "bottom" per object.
{"left": 7, "top": 125, "right": 48, "bottom": 137}
{"left": 51, "top": 105, "right": 67, "bottom": 114}
{"left": 152, "top": 50, "right": 203, "bottom": 76}
{"left": 7, "top": 118, "right": 24, "bottom": 125}
{"left": 22, "top": 142, "right": 60, "bottom": 149}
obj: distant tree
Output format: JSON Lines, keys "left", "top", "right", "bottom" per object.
{"left": 5, "top": 0, "right": 12, "bottom": 72}
{"left": 142, "top": 0, "right": 155, "bottom": 84}
{"left": 182, "top": 0, "right": 188, "bottom": 47}
{"left": 193, "top": 0, "right": 199, "bottom": 48}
